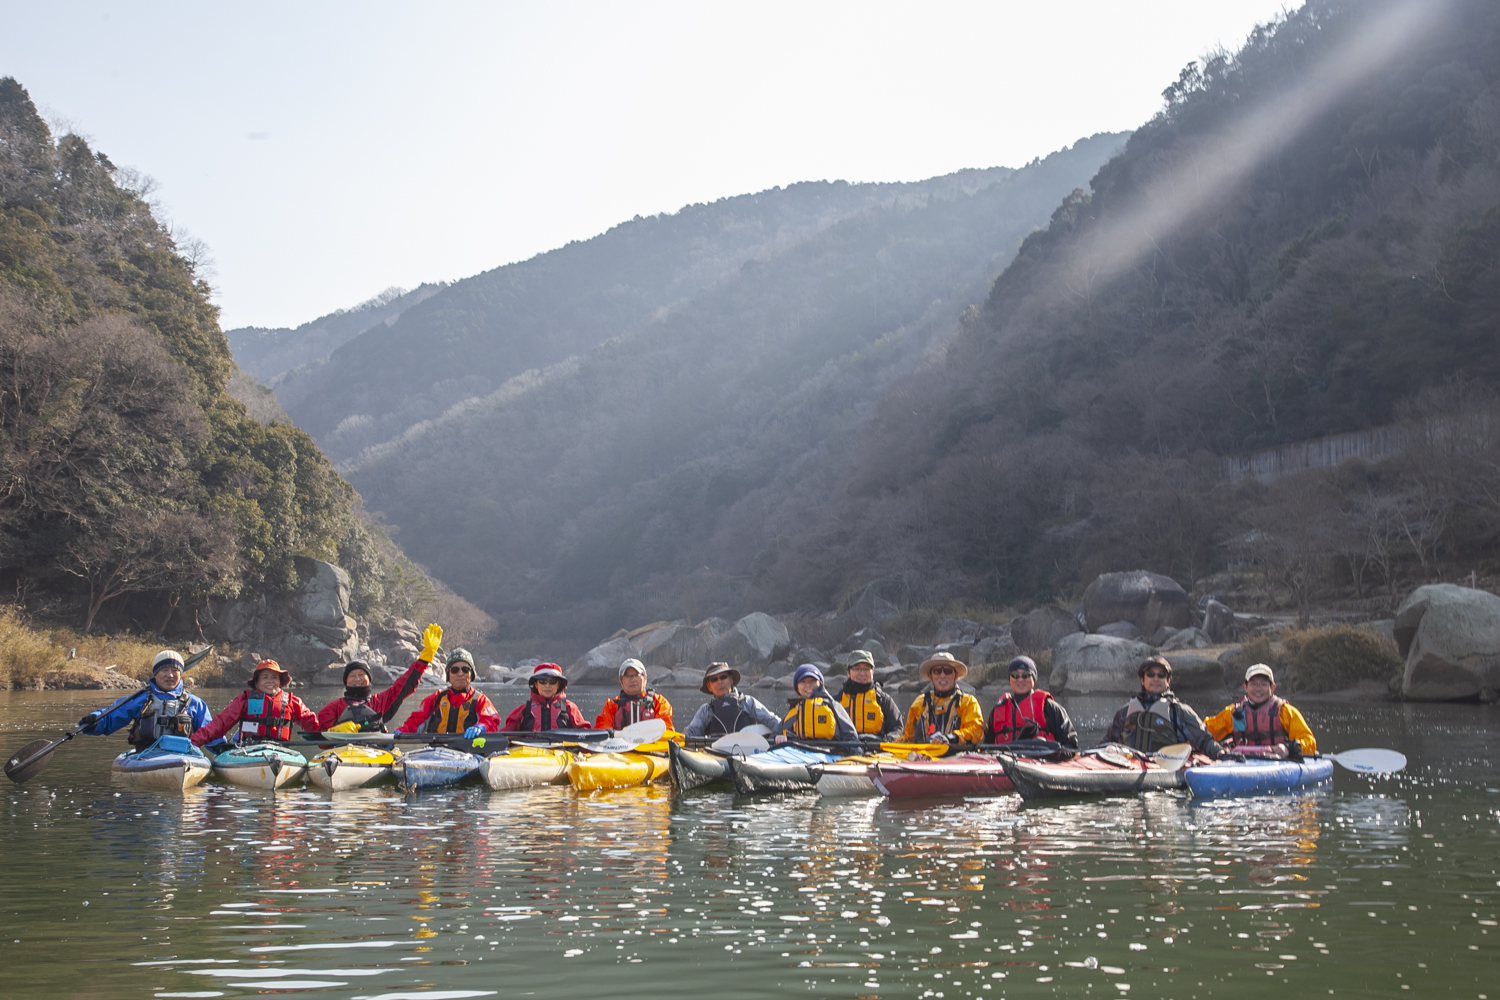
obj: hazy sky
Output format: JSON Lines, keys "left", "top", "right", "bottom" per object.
{"left": 3, "top": 2, "right": 1289, "bottom": 330}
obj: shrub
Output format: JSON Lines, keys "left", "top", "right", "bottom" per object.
{"left": 0, "top": 608, "right": 62, "bottom": 688}
{"left": 1279, "top": 624, "right": 1402, "bottom": 694}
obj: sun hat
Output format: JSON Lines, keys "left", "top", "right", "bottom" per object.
{"left": 528, "top": 662, "right": 567, "bottom": 689}
{"left": 700, "top": 661, "right": 741, "bottom": 693}
{"left": 919, "top": 651, "right": 968, "bottom": 681}
{"left": 248, "top": 658, "right": 290, "bottom": 687}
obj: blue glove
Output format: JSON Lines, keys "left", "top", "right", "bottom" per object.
{"left": 78, "top": 711, "right": 102, "bottom": 731}
{"left": 463, "top": 725, "right": 485, "bottom": 739}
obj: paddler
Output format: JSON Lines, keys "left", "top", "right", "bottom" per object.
{"left": 682, "top": 662, "right": 780, "bottom": 738}
{"left": 900, "top": 651, "right": 985, "bottom": 745}
{"left": 1102, "top": 655, "right": 1224, "bottom": 756}
{"left": 594, "top": 658, "right": 674, "bottom": 730}
{"left": 501, "top": 663, "right": 589, "bottom": 731}
{"left": 987, "top": 656, "right": 1078, "bottom": 749}
{"left": 191, "top": 660, "right": 322, "bottom": 746}
{"left": 774, "top": 664, "right": 859, "bottom": 744}
{"left": 835, "top": 650, "right": 902, "bottom": 741}
{"left": 78, "top": 650, "right": 213, "bottom": 747}
{"left": 314, "top": 623, "right": 444, "bottom": 732}
{"left": 1203, "top": 663, "right": 1317, "bottom": 758}
{"left": 399, "top": 649, "right": 501, "bottom": 737}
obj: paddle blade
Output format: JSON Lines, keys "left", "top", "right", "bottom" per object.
{"left": 711, "top": 731, "right": 770, "bottom": 755}
{"left": 740, "top": 724, "right": 772, "bottom": 737}
{"left": 181, "top": 645, "right": 216, "bottom": 671}
{"left": 615, "top": 718, "right": 668, "bottom": 745}
{"left": 1154, "top": 743, "right": 1193, "bottom": 772}
{"left": 4, "top": 739, "right": 57, "bottom": 784}
{"left": 1330, "top": 747, "right": 1407, "bottom": 775}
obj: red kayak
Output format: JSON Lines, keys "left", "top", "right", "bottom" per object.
{"left": 870, "top": 753, "right": 1015, "bottom": 799}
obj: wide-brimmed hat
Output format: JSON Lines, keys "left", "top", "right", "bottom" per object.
{"left": 528, "top": 663, "right": 566, "bottom": 689}
{"left": 845, "top": 649, "right": 876, "bottom": 669}
{"left": 700, "top": 661, "right": 740, "bottom": 693}
{"left": 248, "top": 658, "right": 290, "bottom": 687}
{"left": 1244, "top": 663, "right": 1275, "bottom": 683}
{"left": 620, "top": 657, "right": 647, "bottom": 679}
{"left": 919, "top": 651, "right": 968, "bottom": 681}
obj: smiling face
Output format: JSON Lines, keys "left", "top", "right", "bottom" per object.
{"left": 1244, "top": 676, "right": 1275, "bottom": 704}
{"left": 345, "top": 667, "right": 371, "bottom": 689}
{"left": 795, "top": 676, "right": 820, "bottom": 699}
{"left": 929, "top": 665, "right": 957, "bottom": 694}
{"left": 1141, "top": 666, "right": 1171, "bottom": 694}
{"left": 254, "top": 670, "right": 282, "bottom": 695}
{"left": 847, "top": 663, "right": 874, "bottom": 685}
{"left": 153, "top": 665, "right": 183, "bottom": 690}
{"left": 1008, "top": 670, "right": 1035, "bottom": 696}
{"left": 620, "top": 668, "right": 646, "bottom": 697}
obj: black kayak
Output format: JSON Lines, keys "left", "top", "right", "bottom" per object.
{"left": 1001, "top": 748, "right": 1191, "bottom": 802}
{"left": 727, "top": 746, "right": 837, "bottom": 795}
{"left": 669, "top": 742, "right": 732, "bottom": 791}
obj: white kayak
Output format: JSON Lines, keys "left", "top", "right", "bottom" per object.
{"left": 111, "top": 735, "right": 212, "bottom": 791}
{"left": 307, "top": 744, "right": 401, "bottom": 791}
{"left": 483, "top": 745, "right": 573, "bottom": 791}
{"left": 211, "top": 742, "right": 308, "bottom": 790}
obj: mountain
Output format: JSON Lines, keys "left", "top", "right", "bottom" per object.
{"left": 307, "top": 136, "right": 1128, "bottom": 640}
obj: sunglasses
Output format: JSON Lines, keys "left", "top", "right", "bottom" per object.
{"left": 1143, "top": 669, "right": 1170, "bottom": 679}
{"left": 1009, "top": 670, "right": 1033, "bottom": 678}
{"left": 929, "top": 666, "right": 957, "bottom": 675}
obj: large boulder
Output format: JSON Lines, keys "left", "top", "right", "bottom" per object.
{"left": 1395, "top": 584, "right": 1500, "bottom": 701}
{"left": 570, "top": 636, "right": 638, "bottom": 685}
{"left": 935, "top": 619, "right": 984, "bottom": 644}
{"left": 1161, "top": 626, "right": 1212, "bottom": 651}
{"left": 1097, "top": 621, "right": 1143, "bottom": 641}
{"left": 1010, "top": 606, "right": 1083, "bottom": 655}
{"left": 1049, "top": 633, "right": 1155, "bottom": 694}
{"left": 1201, "top": 599, "right": 1237, "bottom": 643}
{"left": 711, "top": 612, "right": 793, "bottom": 671}
{"left": 202, "top": 557, "right": 360, "bottom": 681}
{"left": 1082, "top": 571, "right": 1192, "bottom": 636}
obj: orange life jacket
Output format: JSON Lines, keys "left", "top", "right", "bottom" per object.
{"left": 240, "top": 690, "right": 294, "bottom": 742}
{"left": 423, "top": 690, "right": 481, "bottom": 734}
{"left": 990, "top": 690, "right": 1051, "bottom": 743}
{"left": 1231, "top": 696, "right": 1288, "bottom": 747}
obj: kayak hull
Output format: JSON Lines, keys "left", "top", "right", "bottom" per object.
{"left": 111, "top": 736, "right": 212, "bottom": 791}
{"left": 811, "top": 761, "right": 882, "bottom": 797}
{"left": 398, "top": 746, "right": 482, "bottom": 792}
{"left": 871, "top": 754, "right": 1014, "bottom": 799}
{"left": 729, "top": 747, "right": 837, "bottom": 795}
{"left": 484, "top": 746, "right": 573, "bottom": 791}
{"left": 212, "top": 743, "right": 308, "bottom": 790}
{"left": 1003, "top": 752, "right": 1188, "bottom": 802}
{"left": 568, "top": 751, "right": 669, "bottom": 791}
{"left": 1185, "top": 757, "right": 1335, "bottom": 798}
{"left": 668, "top": 742, "right": 732, "bottom": 791}
{"left": 307, "top": 745, "right": 399, "bottom": 791}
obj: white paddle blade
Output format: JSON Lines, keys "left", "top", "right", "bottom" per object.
{"left": 740, "top": 724, "right": 772, "bottom": 737}
{"left": 1154, "top": 743, "right": 1193, "bottom": 772}
{"left": 1330, "top": 747, "right": 1407, "bottom": 774}
{"left": 710, "top": 732, "right": 770, "bottom": 755}
{"left": 615, "top": 718, "right": 668, "bottom": 745}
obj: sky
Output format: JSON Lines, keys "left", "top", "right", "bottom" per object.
{"left": 2, "top": 1, "right": 1290, "bottom": 330}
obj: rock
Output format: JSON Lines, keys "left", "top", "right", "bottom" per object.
{"left": 712, "top": 613, "right": 793, "bottom": 670}
{"left": 873, "top": 665, "right": 906, "bottom": 684}
{"left": 1010, "top": 607, "right": 1083, "bottom": 655}
{"left": 1161, "top": 626, "right": 1212, "bottom": 651}
{"left": 835, "top": 627, "right": 886, "bottom": 654}
{"left": 1201, "top": 600, "right": 1236, "bottom": 643}
{"left": 1049, "top": 633, "right": 1156, "bottom": 694}
{"left": 1098, "top": 621, "right": 1144, "bottom": 641}
{"left": 899, "top": 644, "right": 934, "bottom": 665}
{"left": 661, "top": 668, "right": 704, "bottom": 688}
{"left": 631, "top": 621, "right": 688, "bottom": 666}
{"left": 763, "top": 660, "right": 796, "bottom": 679}
{"left": 857, "top": 639, "right": 894, "bottom": 665}
{"left": 570, "top": 636, "right": 638, "bottom": 685}
{"left": 1162, "top": 654, "right": 1223, "bottom": 690}
{"left": 936, "top": 618, "right": 984, "bottom": 644}
{"left": 1395, "top": 584, "right": 1500, "bottom": 701}
{"left": 791, "top": 645, "right": 828, "bottom": 666}
{"left": 970, "top": 634, "right": 1022, "bottom": 666}
{"left": 203, "top": 557, "right": 361, "bottom": 681}
{"left": 312, "top": 665, "right": 346, "bottom": 687}
{"left": 1082, "top": 570, "right": 1192, "bottom": 636}
{"left": 834, "top": 582, "right": 903, "bottom": 635}
{"left": 934, "top": 642, "right": 972, "bottom": 664}
{"left": 484, "top": 665, "right": 515, "bottom": 682}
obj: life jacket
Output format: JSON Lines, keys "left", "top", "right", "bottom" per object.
{"left": 839, "top": 684, "right": 887, "bottom": 736}
{"left": 1119, "top": 693, "right": 1184, "bottom": 753}
{"left": 424, "top": 689, "right": 482, "bottom": 734}
{"left": 991, "top": 690, "right": 1051, "bottom": 743}
{"left": 127, "top": 686, "right": 189, "bottom": 748}
{"left": 915, "top": 690, "right": 965, "bottom": 739}
{"left": 703, "top": 695, "right": 753, "bottom": 736}
{"left": 606, "top": 691, "right": 663, "bottom": 727}
{"left": 515, "top": 694, "right": 579, "bottom": 732}
{"left": 783, "top": 695, "right": 838, "bottom": 740}
{"left": 1230, "top": 696, "right": 1288, "bottom": 747}
{"left": 337, "top": 699, "right": 385, "bottom": 731}
{"left": 239, "top": 690, "right": 295, "bottom": 742}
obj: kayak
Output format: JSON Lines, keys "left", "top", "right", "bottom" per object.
{"left": 870, "top": 753, "right": 1014, "bottom": 799}
{"left": 1184, "top": 756, "right": 1336, "bottom": 798}
{"left": 810, "top": 757, "right": 885, "bottom": 797}
{"left": 728, "top": 746, "right": 839, "bottom": 795}
{"left": 483, "top": 745, "right": 573, "bottom": 791}
{"left": 568, "top": 750, "right": 670, "bottom": 791}
{"left": 307, "top": 744, "right": 400, "bottom": 791}
{"left": 668, "top": 742, "right": 732, "bottom": 791}
{"left": 1003, "top": 747, "right": 1207, "bottom": 802}
{"left": 111, "top": 735, "right": 212, "bottom": 791}
{"left": 397, "top": 745, "right": 482, "bottom": 792}
{"left": 212, "top": 742, "right": 308, "bottom": 790}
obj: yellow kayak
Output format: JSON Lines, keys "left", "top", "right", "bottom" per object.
{"left": 483, "top": 745, "right": 573, "bottom": 791}
{"left": 307, "top": 744, "right": 401, "bottom": 791}
{"left": 567, "top": 750, "right": 670, "bottom": 791}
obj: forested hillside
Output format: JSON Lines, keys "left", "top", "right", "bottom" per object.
{"left": 331, "top": 137, "right": 1126, "bottom": 640}
{"left": 0, "top": 78, "right": 436, "bottom": 632}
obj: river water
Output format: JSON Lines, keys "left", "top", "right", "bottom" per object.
{"left": 1, "top": 686, "right": 1496, "bottom": 1000}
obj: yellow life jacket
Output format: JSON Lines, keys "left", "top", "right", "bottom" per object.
{"left": 783, "top": 696, "right": 838, "bottom": 740}
{"left": 839, "top": 688, "right": 885, "bottom": 736}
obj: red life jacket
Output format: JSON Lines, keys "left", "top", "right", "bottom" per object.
{"left": 240, "top": 690, "right": 295, "bottom": 742}
{"left": 1230, "top": 696, "right": 1288, "bottom": 747}
{"left": 423, "top": 689, "right": 482, "bottom": 734}
{"left": 607, "top": 692, "right": 662, "bottom": 727}
{"left": 517, "top": 695, "right": 580, "bottom": 732}
{"left": 990, "top": 690, "right": 1052, "bottom": 743}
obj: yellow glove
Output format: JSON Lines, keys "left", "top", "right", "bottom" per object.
{"left": 419, "top": 623, "right": 443, "bottom": 663}
{"left": 328, "top": 721, "right": 361, "bottom": 733}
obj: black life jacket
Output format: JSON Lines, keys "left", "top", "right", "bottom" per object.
{"left": 839, "top": 683, "right": 887, "bottom": 736}
{"left": 127, "top": 687, "right": 189, "bottom": 748}
{"left": 703, "top": 694, "right": 754, "bottom": 736}
{"left": 1120, "top": 693, "right": 1185, "bottom": 753}
{"left": 424, "top": 689, "right": 482, "bottom": 734}
{"left": 337, "top": 699, "right": 385, "bottom": 730}
{"left": 515, "top": 695, "right": 579, "bottom": 732}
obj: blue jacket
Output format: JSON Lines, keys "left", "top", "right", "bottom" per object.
{"left": 83, "top": 680, "right": 212, "bottom": 738}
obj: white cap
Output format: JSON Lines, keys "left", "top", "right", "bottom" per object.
{"left": 619, "top": 657, "right": 647, "bottom": 679}
{"left": 1244, "top": 663, "right": 1275, "bottom": 683}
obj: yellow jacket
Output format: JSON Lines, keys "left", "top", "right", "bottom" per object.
{"left": 1205, "top": 698, "right": 1317, "bottom": 755}
{"left": 901, "top": 689, "right": 985, "bottom": 744}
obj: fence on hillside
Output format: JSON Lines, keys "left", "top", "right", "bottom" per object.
{"left": 1220, "top": 426, "right": 1408, "bottom": 483}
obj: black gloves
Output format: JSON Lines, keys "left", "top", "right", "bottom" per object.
{"left": 78, "top": 711, "right": 102, "bottom": 730}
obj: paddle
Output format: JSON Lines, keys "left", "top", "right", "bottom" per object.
{"left": 1154, "top": 742, "right": 1194, "bottom": 772}
{"left": 711, "top": 730, "right": 770, "bottom": 754}
{"left": 592, "top": 717, "right": 669, "bottom": 753}
{"left": 4, "top": 645, "right": 215, "bottom": 785}
{"left": 1323, "top": 747, "right": 1407, "bottom": 774}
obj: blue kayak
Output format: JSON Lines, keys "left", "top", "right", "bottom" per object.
{"left": 1184, "top": 756, "right": 1335, "bottom": 798}
{"left": 112, "top": 735, "right": 212, "bottom": 790}
{"left": 397, "top": 745, "right": 482, "bottom": 792}
{"left": 728, "top": 745, "right": 840, "bottom": 795}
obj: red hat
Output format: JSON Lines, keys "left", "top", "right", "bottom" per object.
{"left": 248, "top": 659, "right": 291, "bottom": 687}
{"left": 529, "top": 663, "right": 567, "bottom": 690}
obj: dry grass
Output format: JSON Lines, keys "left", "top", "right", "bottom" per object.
{"left": 1251, "top": 624, "right": 1402, "bottom": 694}
{"left": 0, "top": 607, "right": 162, "bottom": 688}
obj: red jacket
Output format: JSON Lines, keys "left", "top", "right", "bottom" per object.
{"left": 503, "top": 691, "right": 590, "bottom": 732}
{"left": 594, "top": 691, "right": 673, "bottom": 731}
{"left": 191, "top": 688, "right": 321, "bottom": 746}
{"left": 397, "top": 687, "right": 500, "bottom": 734}
{"left": 314, "top": 660, "right": 430, "bottom": 731}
